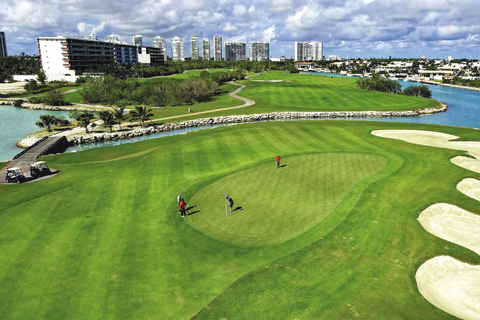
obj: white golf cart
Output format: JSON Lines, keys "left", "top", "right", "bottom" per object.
{"left": 30, "top": 161, "right": 51, "bottom": 178}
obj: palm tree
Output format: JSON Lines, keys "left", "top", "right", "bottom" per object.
{"left": 98, "top": 110, "right": 116, "bottom": 133}
{"left": 129, "top": 106, "right": 154, "bottom": 127}
{"left": 77, "top": 112, "right": 95, "bottom": 133}
{"left": 112, "top": 106, "right": 125, "bottom": 130}
{"left": 35, "top": 114, "right": 59, "bottom": 132}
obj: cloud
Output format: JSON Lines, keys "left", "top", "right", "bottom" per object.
{"left": 0, "top": 0, "right": 478, "bottom": 59}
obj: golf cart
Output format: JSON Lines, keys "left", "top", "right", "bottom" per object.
{"left": 5, "top": 167, "right": 27, "bottom": 183}
{"left": 30, "top": 161, "right": 51, "bottom": 178}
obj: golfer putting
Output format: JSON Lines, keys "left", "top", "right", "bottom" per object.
{"left": 225, "top": 194, "right": 234, "bottom": 217}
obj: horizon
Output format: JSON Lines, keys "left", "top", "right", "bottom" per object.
{"left": 1, "top": 0, "right": 479, "bottom": 59}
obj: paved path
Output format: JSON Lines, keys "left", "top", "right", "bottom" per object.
{"left": 0, "top": 136, "right": 63, "bottom": 184}
{"left": 140, "top": 81, "right": 255, "bottom": 123}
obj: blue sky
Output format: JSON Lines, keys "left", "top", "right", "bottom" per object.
{"left": 1, "top": 0, "right": 479, "bottom": 59}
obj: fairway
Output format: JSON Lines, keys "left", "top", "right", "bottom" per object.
{"left": 189, "top": 153, "right": 386, "bottom": 246}
{"left": 1, "top": 120, "right": 480, "bottom": 319}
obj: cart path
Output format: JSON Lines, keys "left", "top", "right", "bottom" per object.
{"left": 0, "top": 136, "right": 64, "bottom": 184}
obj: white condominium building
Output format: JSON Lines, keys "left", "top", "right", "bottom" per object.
{"left": 202, "top": 38, "right": 210, "bottom": 61}
{"left": 152, "top": 36, "right": 167, "bottom": 61}
{"left": 249, "top": 42, "right": 269, "bottom": 61}
{"left": 224, "top": 41, "right": 246, "bottom": 61}
{"left": 170, "top": 36, "right": 185, "bottom": 62}
{"left": 295, "top": 41, "right": 323, "bottom": 61}
{"left": 84, "top": 33, "right": 98, "bottom": 41}
{"left": 133, "top": 35, "right": 143, "bottom": 47}
{"left": 214, "top": 35, "right": 222, "bottom": 61}
{"left": 191, "top": 35, "right": 199, "bottom": 60}
{"left": 106, "top": 34, "right": 127, "bottom": 44}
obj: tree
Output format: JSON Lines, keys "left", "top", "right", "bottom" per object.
{"left": 76, "top": 112, "right": 95, "bottom": 133}
{"left": 98, "top": 110, "right": 116, "bottom": 133}
{"left": 129, "top": 106, "right": 154, "bottom": 127}
{"left": 35, "top": 114, "right": 59, "bottom": 132}
{"left": 46, "top": 89, "right": 69, "bottom": 106}
{"left": 36, "top": 69, "right": 47, "bottom": 85}
{"left": 403, "top": 85, "right": 432, "bottom": 98}
{"left": 112, "top": 106, "right": 126, "bottom": 129}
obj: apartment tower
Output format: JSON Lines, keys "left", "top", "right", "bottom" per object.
{"left": 152, "top": 36, "right": 167, "bottom": 61}
{"left": 0, "top": 32, "right": 7, "bottom": 57}
{"left": 224, "top": 41, "right": 246, "bottom": 61}
{"left": 249, "top": 42, "right": 269, "bottom": 61}
{"left": 191, "top": 36, "right": 199, "bottom": 60}
{"left": 170, "top": 36, "right": 185, "bottom": 62}
{"left": 133, "top": 35, "right": 143, "bottom": 46}
{"left": 202, "top": 38, "right": 210, "bottom": 61}
{"left": 294, "top": 41, "right": 323, "bottom": 61}
{"left": 214, "top": 35, "right": 222, "bottom": 61}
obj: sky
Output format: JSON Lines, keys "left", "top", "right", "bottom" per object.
{"left": 1, "top": 0, "right": 479, "bottom": 59}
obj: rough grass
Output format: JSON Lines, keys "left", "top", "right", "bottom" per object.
{"left": 1, "top": 121, "right": 478, "bottom": 319}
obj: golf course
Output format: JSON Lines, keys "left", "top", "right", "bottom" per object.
{"left": 1, "top": 72, "right": 480, "bottom": 319}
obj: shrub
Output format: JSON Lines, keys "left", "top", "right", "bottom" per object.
{"left": 13, "top": 99, "right": 23, "bottom": 107}
{"left": 403, "top": 85, "right": 432, "bottom": 98}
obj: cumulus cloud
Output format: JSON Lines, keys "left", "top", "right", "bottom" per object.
{"left": 0, "top": 0, "right": 478, "bottom": 58}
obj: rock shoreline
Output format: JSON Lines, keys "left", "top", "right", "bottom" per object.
{"left": 68, "top": 105, "right": 448, "bottom": 146}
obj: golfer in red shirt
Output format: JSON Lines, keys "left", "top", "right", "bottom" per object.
{"left": 179, "top": 199, "right": 186, "bottom": 217}
{"left": 275, "top": 155, "right": 281, "bottom": 169}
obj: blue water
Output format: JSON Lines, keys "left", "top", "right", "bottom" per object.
{"left": 0, "top": 106, "right": 71, "bottom": 161}
{"left": 2, "top": 73, "right": 479, "bottom": 160}
{"left": 309, "top": 72, "right": 480, "bottom": 128}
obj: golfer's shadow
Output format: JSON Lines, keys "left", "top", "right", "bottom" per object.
{"left": 186, "top": 205, "right": 199, "bottom": 216}
{"left": 280, "top": 164, "right": 287, "bottom": 168}
{"left": 228, "top": 206, "right": 244, "bottom": 216}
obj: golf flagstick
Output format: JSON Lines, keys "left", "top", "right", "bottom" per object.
{"left": 225, "top": 193, "right": 228, "bottom": 218}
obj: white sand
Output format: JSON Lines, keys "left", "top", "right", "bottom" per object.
{"left": 457, "top": 178, "right": 480, "bottom": 202}
{"left": 373, "top": 129, "right": 480, "bottom": 318}
{"left": 0, "top": 82, "right": 26, "bottom": 94}
{"left": 416, "top": 256, "right": 480, "bottom": 320}
{"left": 418, "top": 203, "right": 480, "bottom": 256}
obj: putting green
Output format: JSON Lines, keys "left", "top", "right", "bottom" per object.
{"left": 187, "top": 153, "right": 386, "bottom": 246}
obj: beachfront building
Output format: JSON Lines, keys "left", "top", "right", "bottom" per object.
{"left": 224, "top": 41, "right": 246, "bottom": 61}
{"left": 152, "top": 36, "right": 167, "bottom": 61}
{"left": 84, "top": 33, "right": 98, "bottom": 41}
{"left": 249, "top": 42, "right": 269, "bottom": 61}
{"left": 37, "top": 36, "right": 115, "bottom": 80}
{"left": 0, "top": 31, "right": 7, "bottom": 57}
{"left": 202, "top": 38, "right": 210, "bottom": 61}
{"left": 137, "top": 46, "right": 164, "bottom": 65}
{"left": 191, "top": 35, "right": 199, "bottom": 60}
{"left": 170, "top": 36, "right": 185, "bottom": 62}
{"left": 295, "top": 41, "right": 323, "bottom": 61}
{"left": 114, "top": 44, "right": 138, "bottom": 65}
{"left": 214, "top": 35, "right": 222, "bottom": 61}
{"left": 133, "top": 35, "right": 143, "bottom": 46}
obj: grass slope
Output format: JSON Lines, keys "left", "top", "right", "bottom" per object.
{"left": 1, "top": 121, "right": 478, "bottom": 319}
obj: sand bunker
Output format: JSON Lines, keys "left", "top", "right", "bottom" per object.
{"left": 418, "top": 203, "right": 480, "bottom": 255}
{"left": 416, "top": 256, "right": 480, "bottom": 320}
{"left": 373, "top": 129, "right": 480, "bottom": 318}
{"left": 457, "top": 178, "right": 480, "bottom": 202}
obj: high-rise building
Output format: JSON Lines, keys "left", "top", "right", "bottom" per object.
{"left": 84, "top": 33, "right": 98, "bottom": 41}
{"left": 0, "top": 31, "right": 7, "bottom": 57}
{"left": 202, "top": 38, "right": 210, "bottom": 61}
{"left": 152, "top": 36, "right": 167, "bottom": 61}
{"left": 224, "top": 41, "right": 246, "bottom": 61}
{"left": 295, "top": 41, "right": 323, "bottom": 61}
{"left": 170, "top": 36, "right": 185, "bottom": 62}
{"left": 106, "top": 34, "right": 127, "bottom": 44}
{"left": 214, "top": 35, "right": 222, "bottom": 61}
{"left": 137, "top": 46, "right": 165, "bottom": 65}
{"left": 133, "top": 35, "right": 143, "bottom": 46}
{"left": 191, "top": 35, "right": 199, "bottom": 60}
{"left": 249, "top": 42, "right": 269, "bottom": 61}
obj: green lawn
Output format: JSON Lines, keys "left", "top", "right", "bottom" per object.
{"left": 1, "top": 120, "right": 478, "bottom": 319}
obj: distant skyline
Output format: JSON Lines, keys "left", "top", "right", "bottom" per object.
{"left": 1, "top": 0, "right": 479, "bottom": 59}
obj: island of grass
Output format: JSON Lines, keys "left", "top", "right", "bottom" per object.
{"left": 1, "top": 119, "right": 479, "bottom": 319}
